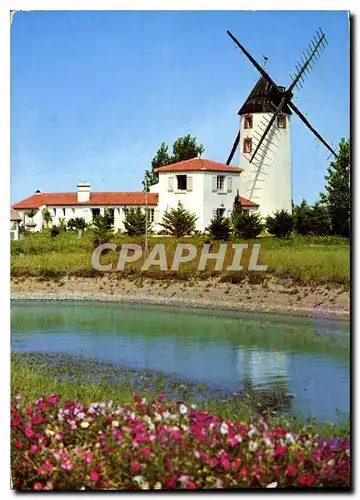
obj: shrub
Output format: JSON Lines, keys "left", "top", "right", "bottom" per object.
{"left": 160, "top": 202, "right": 197, "bottom": 237}
{"left": 232, "top": 211, "right": 264, "bottom": 239}
{"left": 67, "top": 218, "right": 87, "bottom": 232}
{"left": 206, "top": 215, "right": 232, "bottom": 241}
{"left": 123, "top": 207, "right": 152, "bottom": 237}
{"left": 91, "top": 214, "right": 114, "bottom": 247}
{"left": 266, "top": 210, "right": 293, "bottom": 239}
{"left": 293, "top": 201, "right": 331, "bottom": 236}
{"left": 11, "top": 394, "right": 350, "bottom": 490}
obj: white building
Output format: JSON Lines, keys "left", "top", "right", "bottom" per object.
{"left": 10, "top": 207, "right": 22, "bottom": 240}
{"left": 12, "top": 76, "right": 292, "bottom": 231}
{"left": 12, "top": 158, "right": 258, "bottom": 233}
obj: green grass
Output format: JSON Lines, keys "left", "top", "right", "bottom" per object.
{"left": 11, "top": 232, "right": 350, "bottom": 286}
{"left": 11, "top": 353, "right": 350, "bottom": 439}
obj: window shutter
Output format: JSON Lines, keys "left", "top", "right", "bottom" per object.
{"left": 212, "top": 176, "right": 217, "bottom": 192}
{"left": 168, "top": 176, "right": 174, "bottom": 192}
{"left": 187, "top": 176, "right": 193, "bottom": 192}
{"left": 227, "top": 176, "right": 232, "bottom": 193}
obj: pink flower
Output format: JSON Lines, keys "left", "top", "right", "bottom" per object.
{"left": 14, "top": 439, "right": 24, "bottom": 449}
{"left": 25, "top": 426, "right": 33, "bottom": 438}
{"left": 43, "top": 460, "right": 53, "bottom": 472}
{"left": 166, "top": 478, "right": 176, "bottom": 488}
{"left": 135, "top": 432, "right": 146, "bottom": 443}
{"left": 29, "top": 444, "right": 38, "bottom": 453}
{"left": 220, "top": 456, "right": 230, "bottom": 470}
{"left": 140, "top": 447, "right": 151, "bottom": 457}
{"left": 172, "top": 430, "right": 182, "bottom": 441}
{"left": 186, "top": 479, "right": 197, "bottom": 489}
{"left": 55, "top": 433, "right": 63, "bottom": 441}
{"left": 131, "top": 460, "right": 141, "bottom": 472}
{"left": 26, "top": 408, "right": 33, "bottom": 416}
{"left": 33, "top": 482, "right": 43, "bottom": 490}
{"left": 298, "top": 474, "right": 314, "bottom": 487}
{"left": 158, "top": 395, "right": 164, "bottom": 402}
{"left": 85, "top": 452, "right": 94, "bottom": 464}
{"left": 274, "top": 444, "right": 287, "bottom": 457}
{"left": 90, "top": 468, "right": 100, "bottom": 483}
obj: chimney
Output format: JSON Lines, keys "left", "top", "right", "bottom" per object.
{"left": 77, "top": 182, "right": 90, "bottom": 203}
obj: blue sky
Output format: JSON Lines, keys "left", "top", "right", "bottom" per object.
{"left": 11, "top": 10, "right": 350, "bottom": 205}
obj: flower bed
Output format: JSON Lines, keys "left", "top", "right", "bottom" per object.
{"left": 11, "top": 393, "right": 350, "bottom": 490}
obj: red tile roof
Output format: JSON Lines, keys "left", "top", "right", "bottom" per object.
{"left": 10, "top": 207, "right": 22, "bottom": 221}
{"left": 12, "top": 192, "right": 159, "bottom": 210}
{"left": 239, "top": 197, "right": 259, "bottom": 207}
{"left": 155, "top": 157, "right": 243, "bottom": 173}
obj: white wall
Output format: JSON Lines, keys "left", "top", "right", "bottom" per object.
{"left": 239, "top": 112, "right": 292, "bottom": 219}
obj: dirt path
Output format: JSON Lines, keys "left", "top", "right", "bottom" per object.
{"left": 11, "top": 276, "right": 350, "bottom": 320}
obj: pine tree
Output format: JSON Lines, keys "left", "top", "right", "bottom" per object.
{"left": 160, "top": 202, "right": 197, "bottom": 237}
{"left": 320, "top": 138, "right": 350, "bottom": 237}
{"left": 232, "top": 210, "right": 264, "bottom": 239}
{"left": 266, "top": 210, "right": 293, "bottom": 238}
{"left": 206, "top": 215, "right": 232, "bottom": 241}
{"left": 123, "top": 207, "right": 151, "bottom": 236}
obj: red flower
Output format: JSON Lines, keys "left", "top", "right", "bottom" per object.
{"left": 133, "top": 394, "right": 142, "bottom": 403}
{"left": 140, "top": 447, "right": 151, "bottom": 457}
{"left": 26, "top": 408, "right": 33, "bottom": 416}
{"left": 240, "top": 467, "right": 248, "bottom": 478}
{"left": 166, "top": 478, "right": 176, "bottom": 488}
{"left": 298, "top": 474, "right": 314, "bottom": 487}
{"left": 186, "top": 479, "right": 197, "bottom": 489}
{"left": 158, "top": 395, "right": 164, "bottom": 402}
{"left": 25, "top": 426, "right": 33, "bottom": 438}
{"left": 131, "top": 460, "right": 141, "bottom": 472}
{"left": 90, "top": 468, "right": 100, "bottom": 483}
{"left": 220, "top": 456, "right": 230, "bottom": 470}
{"left": 286, "top": 464, "right": 298, "bottom": 478}
{"left": 14, "top": 439, "right": 24, "bottom": 449}
{"left": 274, "top": 444, "right": 287, "bottom": 457}
{"left": 33, "top": 482, "right": 43, "bottom": 490}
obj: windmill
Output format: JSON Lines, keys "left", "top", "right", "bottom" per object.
{"left": 226, "top": 28, "right": 338, "bottom": 168}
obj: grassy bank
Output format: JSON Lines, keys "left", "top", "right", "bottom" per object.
{"left": 11, "top": 232, "right": 350, "bottom": 286}
{"left": 11, "top": 353, "right": 350, "bottom": 438}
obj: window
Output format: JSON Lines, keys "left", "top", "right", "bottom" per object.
{"left": 277, "top": 113, "right": 286, "bottom": 129}
{"left": 217, "top": 175, "right": 225, "bottom": 191}
{"left": 146, "top": 208, "right": 155, "bottom": 223}
{"left": 62, "top": 208, "right": 66, "bottom": 217}
{"left": 244, "top": 114, "right": 253, "bottom": 129}
{"left": 216, "top": 208, "right": 226, "bottom": 218}
{"left": 106, "top": 208, "right": 115, "bottom": 224}
{"left": 53, "top": 208, "right": 56, "bottom": 216}
{"left": 243, "top": 138, "right": 252, "bottom": 154}
{"left": 72, "top": 208, "right": 75, "bottom": 214}
{"left": 92, "top": 208, "right": 100, "bottom": 219}
{"left": 176, "top": 175, "right": 187, "bottom": 190}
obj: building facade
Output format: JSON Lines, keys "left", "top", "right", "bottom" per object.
{"left": 12, "top": 158, "right": 258, "bottom": 234}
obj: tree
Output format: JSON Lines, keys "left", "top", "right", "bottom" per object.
{"left": 293, "top": 199, "right": 313, "bottom": 236}
{"left": 232, "top": 210, "right": 264, "bottom": 239}
{"left": 206, "top": 215, "right": 232, "bottom": 241}
{"left": 42, "top": 208, "right": 53, "bottom": 229}
{"left": 307, "top": 202, "right": 331, "bottom": 236}
{"left": 123, "top": 207, "right": 151, "bottom": 237}
{"left": 142, "top": 135, "right": 205, "bottom": 191}
{"left": 320, "top": 138, "right": 350, "bottom": 237}
{"left": 67, "top": 217, "right": 87, "bottom": 232}
{"left": 266, "top": 210, "right": 293, "bottom": 238}
{"left": 91, "top": 213, "right": 114, "bottom": 247}
{"left": 160, "top": 202, "right": 197, "bottom": 237}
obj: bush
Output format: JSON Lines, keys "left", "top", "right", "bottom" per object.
{"left": 232, "top": 211, "right": 264, "bottom": 239}
{"left": 293, "top": 201, "right": 331, "bottom": 237}
{"left": 160, "top": 202, "right": 197, "bottom": 237}
{"left": 11, "top": 394, "right": 350, "bottom": 490}
{"left": 67, "top": 218, "right": 87, "bottom": 232}
{"left": 206, "top": 215, "right": 232, "bottom": 241}
{"left": 266, "top": 210, "right": 293, "bottom": 239}
{"left": 91, "top": 214, "right": 114, "bottom": 247}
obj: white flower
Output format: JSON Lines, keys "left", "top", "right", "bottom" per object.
{"left": 266, "top": 482, "right": 278, "bottom": 488}
{"left": 80, "top": 421, "right": 90, "bottom": 429}
{"left": 345, "top": 449, "right": 350, "bottom": 456}
{"left": 141, "top": 482, "right": 150, "bottom": 490}
{"left": 285, "top": 432, "right": 295, "bottom": 445}
{"left": 327, "top": 459, "right": 335, "bottom": 466}
{"left": 181, "top": 424, "right": 189, "bottom": 432}
{"left": 154, "top": 482, "right": 162, "bottom": 490}
{"left": 216, "top": 478, "right": 224, "bottom": 488}
{"left": 191, "top": 404, "right": 197, "bottom": 409}
{"left": 142, "top": 398, "right": 147, "bottom": 404}
{"left": 169, "top": 414, "right": 178, "bottom": 421}
{"left": 264, "top": 437, "right": 272, "bottom": 448}
{"left": 154, "top": 412, "right": 162, "bottom": 422}
{"left": 179, "top": 404, "right": 188, "bottom": 415}
{"left": 248, "top": 427, "right": 257, "bottom": 438}
{"left": 45, "top": 428, "right": 55, "bottom": 437}
{"left": 193, "top": 450, "right": 200, "bottom": 459}
{"left": 133, "top": 476, "right": 144, "bottom": 484}
{"left": 80, "top": 486, "right": 86, "bottom": 490}
{"left": 162, "top": 411, "right": 170, "bottom": 420}
{"left": 209, "top": 423, "right": 215, "bottom": 430}
{"left": 112, "top": 420, "right": 119, "bottom": 427}
{"left": 235, "top": 434, "right": 242, "bottom": 443}
{"left": 304, "top": 440, "right": 312, "bottom": 450}
{"left": 249, "top": 440, "right": 258, "bottom": 452}
{"left": 220, "top": 423, "right": 229, "bottom": 435}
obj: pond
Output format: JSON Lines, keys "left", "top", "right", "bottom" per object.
{"left": 11, "top": 300, "right": 350, "bottom": 422}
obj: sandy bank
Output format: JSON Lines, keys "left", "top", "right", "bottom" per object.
{"left": 11, "top": 276, "right": 350, "bottom": 320}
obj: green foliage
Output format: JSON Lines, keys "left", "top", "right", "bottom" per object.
{"left": 266, "top": 210, "right": 293, "bottom": 239}
{"left": 123, "top": 207, "right": 151, "bottom": 237}
{"left": 293, "top": 200, "right": 331, "bottom": 237}
{"left": 206, "top": 215, "right": 231, "bottom": 241}
{"left": 25, "top": 208, "right": 38, "bottom": 219}
{"left": 320, "top": 138, "right": 350, "bottom": 238}
{"left": 142, "top": 135, "right": 205, "bottom": 191}
{"left": 42, "top": 208, "right": 52, "bottom": 229}
{"left": 91, "top": 213, "right": 114, "bottom": 247}
{"left": 232, "top": 210, "right": 264, "bottom": 239}
{"left": 160, "top": 202, "right": 197, "bottom": 237}
{"left": 67, "top": 217, "right": 87, "bottom": 232}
